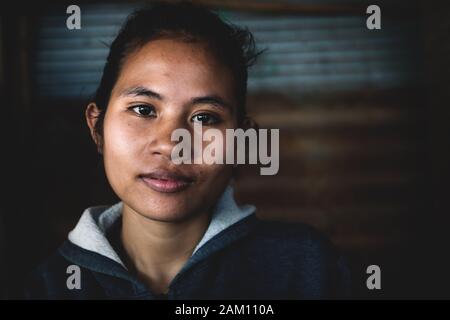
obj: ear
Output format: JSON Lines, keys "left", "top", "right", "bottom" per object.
{"left": 85, "top": 102, "right": 103, "bottom": 154}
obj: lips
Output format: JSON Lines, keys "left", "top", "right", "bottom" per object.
{"left": 138, "top": 168, "right": 194, "bottom": 193}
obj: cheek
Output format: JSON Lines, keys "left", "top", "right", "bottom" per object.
{"left": 197, "top": 163, "right": 233, "bottom": 186}
{"left": 102, "top": 113, "right": 143, "bottom": 187}
{"left": 104, "top": 117, "right": 135, "bottom": 156}
{"left": 193, "top": 163, "right": 233, "bottom": 209}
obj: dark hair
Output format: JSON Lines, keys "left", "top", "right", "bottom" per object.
{"left": 93, "top": 1, "right": 263, "bottom": 140}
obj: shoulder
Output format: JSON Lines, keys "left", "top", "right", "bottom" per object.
{"left": 251, "top": 217, "right": 335, "bottom": 255}
{"left": 22, "top": 242, "right": 100, "bottom": 299}
{"left": 22, "top": 247, "right": 66, "bottom": 299}
{"left": 247, "top": 217, "right": 352, "bottom": 297}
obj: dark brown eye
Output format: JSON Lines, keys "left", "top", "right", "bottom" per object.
{"left": 191, "top": 113, "right": 220, "bottom": 125}
{"left": 131, "top": 105, "right": 156, "bottom": 117}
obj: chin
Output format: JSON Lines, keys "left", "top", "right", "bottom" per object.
{"left": 136, "top": 200, "right": 201, "bottom": 223}
{"left": 145, "top": 209, "right": 199, "bottom": 223}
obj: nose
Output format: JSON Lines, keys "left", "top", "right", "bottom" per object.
{"left": 148, "top": 117, "right": 187, "bottom": 161}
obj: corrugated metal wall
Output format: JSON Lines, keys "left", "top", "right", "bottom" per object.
{"left": 33, "top": 2, "right": 419, "bottom": 98}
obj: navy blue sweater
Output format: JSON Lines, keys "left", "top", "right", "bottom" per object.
{"left": 23, "top": 214, "right": 351, "bottom": 299}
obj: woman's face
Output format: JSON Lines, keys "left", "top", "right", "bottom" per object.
{"left": 89, "top": 39, "right": 238, "bottom": 222}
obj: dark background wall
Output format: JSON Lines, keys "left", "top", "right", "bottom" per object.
{"left": 1, "top": 0, "right": 449, "bottom": 299}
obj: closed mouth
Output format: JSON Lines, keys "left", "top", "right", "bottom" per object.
{"left": 138, "top": 168, "right": 194, "bottom": 193}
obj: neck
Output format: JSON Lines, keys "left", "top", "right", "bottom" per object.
{"left": 120, "top": 205, "right": 211, "bottom": 294}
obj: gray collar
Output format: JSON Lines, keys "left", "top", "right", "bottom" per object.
{"left": 68, "top": 185, "right": 256, "bottom": 268}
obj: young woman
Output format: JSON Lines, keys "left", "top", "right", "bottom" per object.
{"left": 24, "top": 2, "right": 350, "bottom": 299}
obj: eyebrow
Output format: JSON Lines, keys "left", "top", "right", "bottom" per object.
{"left": 120, "top": 86, "right": 163, "bottom": 100}
{"left": 120, "top": 86, "right": 231, "bottom": 111}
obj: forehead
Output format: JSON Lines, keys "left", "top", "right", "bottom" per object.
{"left": 112, "top": 39, "right": 236, "bottom": 103}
